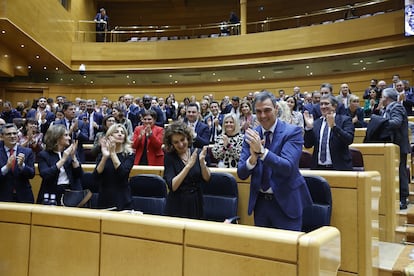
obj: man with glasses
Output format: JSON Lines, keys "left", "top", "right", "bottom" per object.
{"left": 303, "top": 94, "right": 355, "bottom": 170}
{"left": 0, "top": 124, "right": 35, "bottom": 203}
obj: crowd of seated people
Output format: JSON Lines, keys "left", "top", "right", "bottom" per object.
{"left": 0, "top": 74, "right": 413, "bottom": 211}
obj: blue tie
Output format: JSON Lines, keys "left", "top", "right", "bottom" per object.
{"left": 320, "top": 120, "right": 329, "bottom": 163}
{"left": 261, "top": 131, "right": 272, "bottom": 191}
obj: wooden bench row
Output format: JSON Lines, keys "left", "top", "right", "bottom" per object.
{"left": 0, "top": 203, "right": 340, "bottom": 276}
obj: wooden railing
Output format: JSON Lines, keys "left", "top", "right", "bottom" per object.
{"left": 0, "top": 203, "right": 341, "bottom": 276}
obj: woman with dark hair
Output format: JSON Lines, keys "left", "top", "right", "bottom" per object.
{"left": 363, "top": 89, "right": 380, "bottom": 118}
{"left": 285, "top": 96, "right": 304, "bottom": 129}
{"left": 91, "top": 115, "right": 117, "bottom": 157}
{"left": 37, "top": 124, "right": 83, "bottom": 204}
{"left": 176, "top": 103, "right": 186, "bottom": 122}
{"left": 163, "top": 121, "right": 210, "bottom": 219}
{"left": 93, "top": 123, "right": 134, "bottom": 210}
{"left": 165, "top": 96, "right": 177, "bottom": 121}
{"left": 18, "top": 118, "right": 44, "bottom": 159}
{"left": 132, "top": 110, "right": 164, "bottom": 165}
{"left": 112, "top": 106, "right": 133, "bottom": 140}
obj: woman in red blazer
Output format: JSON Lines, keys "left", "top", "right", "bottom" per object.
{"left": 132, "top": 110, "right": 164, "bottom": 165}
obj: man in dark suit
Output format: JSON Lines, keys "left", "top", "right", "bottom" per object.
{"left": 78, "top": 99, "right": 104, "bottom": 143}
{"left": 381, "top": 88, "right": 410, "bottom": 209}
{"left": 54, "top": 102, "right": 89, "bottom": 163}
{"left": 205, "top": 101, "right": 223, "bottom": 144}
{"left": 303, "top": 94, "right": 355, "bottom": 170}
{"left": 237, "top": 91, "right": 312, "bottom": 231}
{"left": 0, "top": 124, "right": 35, "bottom": 203}
{"left": 185, "top": 102, "right": 210, "bottom": 148}
{"left": 139, "top": 95, "right": 165, "bottom": 128}
{"left": 26, "top": 96, "right": 56, "bottom": 134}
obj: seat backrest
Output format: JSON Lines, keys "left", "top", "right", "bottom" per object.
{"left": 350, "top": 147, "right": 365, "bottom": 171}
{"left": 299, "top": 150, "right": 313, "bottom": 169}
{"left": 302, "top": 175, "right": 332, "bottom": 232}
{"left": 206, "top": 146, "right": 219, "bottom": 167}
{"left": 80, "top": 172, "right": 99, "bottom": 208}
{"left": 201, "top": 172, "right": 238, "bottom": 222}
{"left": 129, "top": 174, "right": 167, "bottom": 215}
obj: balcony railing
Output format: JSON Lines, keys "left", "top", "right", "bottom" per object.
{"left": 75, "top": 0, "right": 398, "bottom": 42}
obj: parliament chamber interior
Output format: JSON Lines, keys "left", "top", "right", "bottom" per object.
{"left": 0, "top": 0, "right": 414, "bottom": 275}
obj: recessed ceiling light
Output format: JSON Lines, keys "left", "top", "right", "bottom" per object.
{"left": 262, "top": 76, "right": 266, "bottom": 79}
{"left": 35, "top": 55, "right": 40, "bottom": 59}
{"left": 45, "top": 77, "right": 49, "bottom": 81}
{"left": 3, "top": 54, "right": 8, "bottom": 58}
{"left": 1, "top": 30, "right": 5, "bottom": 34}
{"left": 71, "top": 78, "right": 74, "bottom": 81}
{"left": 126, "top": 75, "right": 129, "bottom": 78}
{"left": 16, "top": 66, "right": 22, "bottom": 69}
{"left": 212, "top": 72, "right": 216, "bottom": 76}
{"left": 28, "top": 65, "right": 31, "bottom": 69}
{"left": 257, "top": 70, "right": 261, "bottom": 73}
{"left": 83, "top": 75, "right": 87, "bottom": 78}
{"left": 55, "top": 67, "right": 59, "bottom": 71}
{"left": 217, "top": 79, "right": 221, "bottom": 82}
{"left": 362, "top": 67, "right": 366, "bottom": 70}
{"left": 60, "top": 78, "right": 63, "bottom": 81}
{"left": 43, "top": 66, "right": 47, "bottom": 70}
{"left": 90, "top": 80, "right": 94, "bottom": 84}
{"left": 360, "top": 60, "right": 363, "bottom": 63}
{"left": 174, "top": 80, "right": 178, "bottom": 83}
{"left": 306, "top": 65, "right": 310, "bottom": 69}
{"left": 132, "top": 80, "right": 136, "bottom": 84}
{"left": 20, "top": 44, "right": 25, "bottom": 48}
{"left": 169, "top": 74, "right": 173, "bottom": 78}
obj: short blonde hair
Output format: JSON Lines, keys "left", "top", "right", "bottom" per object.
{"left": 105, "top": 123, "right": 133, "bottom": 155}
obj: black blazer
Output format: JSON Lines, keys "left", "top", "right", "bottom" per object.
{"left": 36, "top": 150, "right": 83, "bottom": 204}
{"left": 304, "top": 114, "right": 355, "bottom": 170}
{"left": 0, "top": 145, "right": 35, "bottom": 203}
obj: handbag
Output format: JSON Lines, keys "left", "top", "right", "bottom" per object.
{"left": 61, "top": 189, "right": 93, "bottom": 208}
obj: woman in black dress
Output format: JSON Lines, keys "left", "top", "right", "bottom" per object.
{"left": 93, "top": 123, "right": 134, "bottom": 210}
{"left": 163, "top": 121, "right": 210, "bottom": 219}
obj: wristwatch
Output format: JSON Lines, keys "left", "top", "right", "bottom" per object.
{"left": 255, "top": 145, "right": 265, "bottom": 156}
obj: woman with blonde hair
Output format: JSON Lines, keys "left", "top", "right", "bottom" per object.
{"left": 239, "top": 100, "right": 258, "bottom": 133}
{"left": 212, "top": 113, "right": 244, "bottom": 168}
{"left": 93, "top": 123, "right": 134, "bottom": 210}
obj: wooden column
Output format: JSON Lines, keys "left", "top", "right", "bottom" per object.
{"left": 240, "top": 0, "right": 247, "bottom": 35}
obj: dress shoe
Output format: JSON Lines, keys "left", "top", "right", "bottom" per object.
{"left": 400, "top": 199, "right": 408, "bottom": 210}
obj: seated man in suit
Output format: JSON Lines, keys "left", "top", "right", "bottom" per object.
{"left": 303, "top": 94, "right": 355, "bottom": 170}
{"left": 0, "top": 123, "right": 35, "bottom": 203}
{"left": 185, "top": 103, "right": 210, "bottom": 148}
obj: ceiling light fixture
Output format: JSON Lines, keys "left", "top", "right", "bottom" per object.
{"left": 1, "top": 30, "right": 5, "bottom": 34}
{"left": 35, "top": 55, "right": 40, "bottom": 59}
{"left": 20, "top": 44, "right": 25, "bottom": 48}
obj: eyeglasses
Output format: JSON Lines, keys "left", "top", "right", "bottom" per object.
{"left": 4, "top": 132, "right": 17, "bottom": 136}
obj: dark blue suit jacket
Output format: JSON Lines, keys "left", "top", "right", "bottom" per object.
{"left": 237, "top": 120, "right": 312, "bottom": 219}
{"left": 36, "top": 150, "right": 83, "bottom": 204}
{"left": 193, "top": 121, "right": 210, "bottom": 148}
{"left": 26, "top": 109, "right": 56, "bottom": 134}
{"left": 304, "top": 114, "right": 355, "bottom": 170}
{"left": 78, "top": 111, "right": 104, "bottom": 140}
{"left": 0, "top": 144, "right": 35, "bottom": 203}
